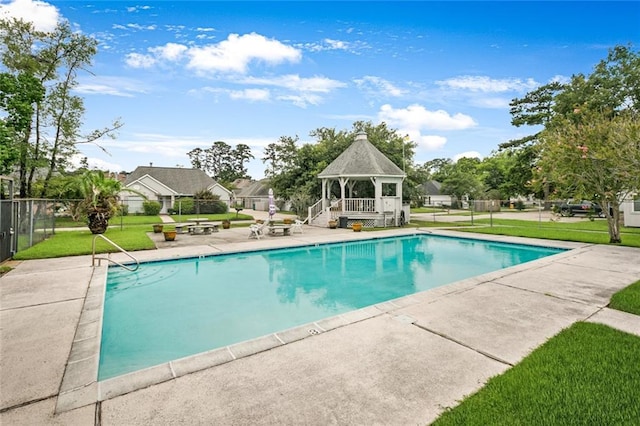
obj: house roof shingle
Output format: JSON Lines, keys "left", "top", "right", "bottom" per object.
{"left": 317, "top": 132, "right": 405, "bottom": 179}
{"left": 125, "top": 166, "right": 219, "bottom": 195}
{"left": 234, "top": 179, "right": 271, "bottom": 198}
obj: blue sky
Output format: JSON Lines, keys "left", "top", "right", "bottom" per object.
{"left": 2, "top": 1, "right": 639, "bottom": 179}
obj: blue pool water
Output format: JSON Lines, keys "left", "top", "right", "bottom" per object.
{"left": 99, "top": 234, "right": 564, "bottom": 379}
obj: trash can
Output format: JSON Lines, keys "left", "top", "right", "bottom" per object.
{"left": 338, "top": 216, "right": 348, "bottom": 228}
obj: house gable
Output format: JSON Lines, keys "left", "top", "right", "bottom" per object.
{"left": 124, "top": 166, "right": 219, "bottom": 196}
{"left": 127, "top": 174, "right": 177, "bottom": 197}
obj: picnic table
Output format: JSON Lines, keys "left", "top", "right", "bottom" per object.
{"left": 188, "top": 222, "right": 221, "bottom": 235}
{"left": 268, "top": 224, "right": 292, "bottom": 236}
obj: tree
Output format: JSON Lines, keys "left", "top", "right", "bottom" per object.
{"left": 0, "top": 18, "right": 122, "bottom": 197}
{"left": 440, "top": 157, "right": 484, "bottom": 206}
{"left": 73, "top": 170, "right": 140, "bottom": 234}
{"left": 0, "top": 72, "right": 45, "bottom": 175}
{"left": 187, "top": 141, "right": 254, "bottom": 184}
{"left": 262, "top": 121, "right": 417, "bottom": 202}
{"left": 503, "top": 44, "right": 639, "bottom": 210}
{"left": 538, "top": 110, "right": 639, "bottom": 243}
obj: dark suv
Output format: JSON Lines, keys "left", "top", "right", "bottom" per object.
{"left": 557, "top": 200, "right": 605, "bottom": 217}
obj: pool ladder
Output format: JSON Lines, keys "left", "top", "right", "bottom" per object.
{"left": 91, "top": 234, "right": 140, "bottom": 271}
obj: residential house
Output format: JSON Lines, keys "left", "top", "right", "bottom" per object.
{"left": 622, "top": 194, "right": 640, "bottom": 227}
{"left": 420, "top": 180, "right": 454, "bottom": 207}
{"left": 233, "top": 179, "right": 273, "bottom": 211}
{"left": 121, "top": 166, "right": 232, "bottom": 214}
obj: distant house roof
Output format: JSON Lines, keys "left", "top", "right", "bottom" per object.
{"left": 125, "top": 166, "right": 226, "bottom": 195}
{"left": 234, "top": 179, "right": 271, "bottom": 198}
{"left": 421, "top": 180, "right": 443, "bottom": 196}
{"left": 317, "top": 132, "right": 405, "bottom": 179}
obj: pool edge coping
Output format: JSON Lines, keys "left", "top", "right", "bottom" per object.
{"left": 54, "top": 229, "right": 588, "bottom": 413}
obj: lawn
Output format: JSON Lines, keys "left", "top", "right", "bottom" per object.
{"left": 610, "top": 280, "right": 640, "bottom": 316}
{"left": 12, "top": 225, "right": 157, "bottom": 259}
{"left": 452, "top": 218, "right": 640, "bottom": 247}
{"left": 432, "top": 321, "right": 640, "bottom": 425}
{"left": 432, "top": 279, "right": 640, "bottom": 424}
{"left": 14, "top": 212, "right": 258, "bottom": 260}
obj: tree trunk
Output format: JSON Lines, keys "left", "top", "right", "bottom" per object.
{"left": 606, "top": 203, "right": 622, "bottom": 244}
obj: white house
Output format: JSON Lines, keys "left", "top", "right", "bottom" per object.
{"left": 121, "top": 166, "right": 232, "bottom": 214}
{"left": 622, "top": 194, "right": 640, "bottom": 227}
{"left": 420, "top": 180, "right": 454, "bottom": 207}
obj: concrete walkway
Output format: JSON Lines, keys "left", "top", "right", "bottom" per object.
{"left": 1, "top": 224, "right": 640, "bottom": 425}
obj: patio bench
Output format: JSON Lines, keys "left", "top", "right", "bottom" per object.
{"left": 188, "top": 222, "right": 220, "bottom": 235}
{"left": 174, "top": 223, "right": 195, "bottom": 234}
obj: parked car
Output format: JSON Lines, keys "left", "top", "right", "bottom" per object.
{"left": 557, "top": 200, "right": 605, "bottom": 217}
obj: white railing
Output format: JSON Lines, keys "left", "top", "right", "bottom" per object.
{"left": 308, "top": 198, "right": 325, "bottom": 223}
{"left": 344, "top": 198, "right": 376, "bottom": 213}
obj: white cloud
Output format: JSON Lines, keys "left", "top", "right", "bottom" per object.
{"left": 70, "top": 154, "right": 122, "bottom": 172}
{"left": 550, "top": 74, "right": 570, "bottom": 84}
{"left": 354, "top": 76, "right": 407, "bottom": 97}
{"left": 417, "top": 135, "right": 447, "bottom": 151}
{"left": 125, "top": 52, "right": 156, "bottom": 68}
{"left": 126, "top": 23, "right": 156, "bottom": 31}
{"left": 471, "top": 97, "right": 511, "bottom": 109}
{"left": 0, "top": 0, "right": 59, "bottom": 32}
{"left": 186, "top": 32, "right": 301, "bottom": 74}
{"left": 378, "top": 104, "right": 477, "bottom": 131}
{"left": 229, "top": 88, "right": 270, "bottom": 102}
{"left": 241, "top": 74, "right": 345, "bottom": 93}
{"left": 437, "top": 76, "right": 538, "bottom": 93}
{"left": 453, "top": 151, "right": 483, "bottom": 162}
{"left": 300, "top": 38, "right": 367, "bottom": 53}
{"left": 149, "top": 42, "right": 188, "bottom": 61}
{"left": 75, "top": 76, "right": 149, "bottom": 97}
{"left": 126, "top": 6, "right": 151, "bottom": 13}
{"left": 276, "top": 93, "right": 323, "bottom": 108}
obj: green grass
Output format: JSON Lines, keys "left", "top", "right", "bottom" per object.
{"left": 54, "top": 212, "right": 255, "bottom": 228}
{"left": 610, "top": 280, "right": 640, "bottom": 315}
{"left": 0, "top": 265, "right": 12, "bottom": 276}
{"left": 452, "top": 218, "right": 640, "bottom": 247}
{"left": 13, "top": 225, "right": 156, "bottom": 259}
{"left": 432, "top": 322, "right": 640, "bottom": 425}
{"left": 174, "top": 213, "right": 254, "bottom": 221}
{"left": 56, "top": 215, "right": 162, "bottom": 228}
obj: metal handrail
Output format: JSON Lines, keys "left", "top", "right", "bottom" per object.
{"left": 92, "top": 234, "right": 140, "bottom": 272}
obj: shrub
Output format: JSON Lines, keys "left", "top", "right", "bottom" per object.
{"left": 142, "top": 200, "right": 162, "bottom": 216}
{"left": 174, "top": 197, "right": 194, "bottom": 214}
{"left": 194, "top": 189, "right": 227, "bottom": 214}
{"left": 515, "top": 200, "right": 526, "bottom": 210}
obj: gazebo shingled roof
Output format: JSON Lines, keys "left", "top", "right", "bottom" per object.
{"left": 317, "top": 132, "right": 405, "bottom": 179}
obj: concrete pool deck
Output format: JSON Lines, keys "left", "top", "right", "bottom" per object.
{"left": 2, "top": 224, "right": 640, "bottom": 425}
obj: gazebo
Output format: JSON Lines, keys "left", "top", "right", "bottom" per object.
{"left": 309, "top": 132, "right": 408, "bottom": 228}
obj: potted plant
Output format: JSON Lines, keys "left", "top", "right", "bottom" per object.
{"left": 75, "top": 170, "right": 145, "bottom": 234}
{"left": 163, "top": 227, "right": 177, "bottom": 241}
{"left": 222, "top": 219, "right": 231, "bottom": 229}
{"left": 328, "top": 219, "right": 337, "bottom": 229}
{"left": 352, "top": 222, "right": 363, "bottom": 232}
{"left": 152, "top": 224, "right": 164, "bottom": 233}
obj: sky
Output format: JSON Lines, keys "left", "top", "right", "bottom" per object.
{"left": 1, "top": 0, "right": 639, "bottom": 180}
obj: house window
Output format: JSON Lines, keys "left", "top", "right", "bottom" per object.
{"left": 634, "top": 197, "right": 640, "bottom": 212}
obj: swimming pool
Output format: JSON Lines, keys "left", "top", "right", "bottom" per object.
{"left": 99, "top": 234, "right": 564, "bottom": 380}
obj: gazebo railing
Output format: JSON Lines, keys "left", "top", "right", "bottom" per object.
{"left": 343, "top": 198, "right": 376, "bottom": 213}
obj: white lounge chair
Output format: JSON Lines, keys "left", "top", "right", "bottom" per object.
{"left": 248, "top": 220, "right": 269, "bottom": 239}
{"left": 291, "top": 219, "right": 304, "bottom": 234}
